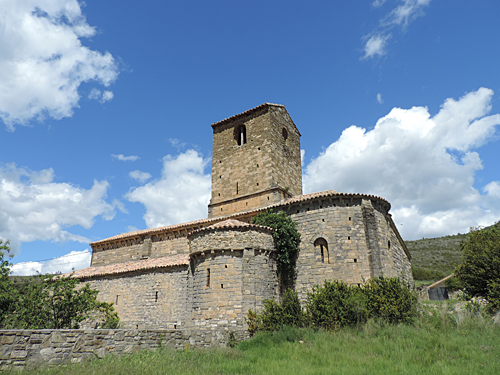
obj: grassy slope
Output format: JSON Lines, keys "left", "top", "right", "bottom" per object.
{"left": 406, "top": 221, "right": 500, "bottom": 280}
{"left": 15, "top": 306, "right": 500, "bottom": 375}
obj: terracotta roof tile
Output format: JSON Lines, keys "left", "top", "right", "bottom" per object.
{"left": 66, "top": 254, "right": 190, "bottom": 279}
{"left": 211, "top": 103, "right": 285, "bottom": 128}
{"left": 91, "top": 190, "right": 390, "bottom": 246}
{"left": 188, "top": 219, "right": 275, "bottom": 237}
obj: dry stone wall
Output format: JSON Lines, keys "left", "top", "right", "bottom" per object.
{"left": 0, "top": 328, "right": 234, "bottom": 371}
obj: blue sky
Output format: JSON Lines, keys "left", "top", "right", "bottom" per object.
{"left": 2, "top": 0, "right": 500, "bottom": 275}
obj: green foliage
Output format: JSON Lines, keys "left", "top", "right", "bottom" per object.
{"left": 306, "top": 280, "right": 368, "bottom": 330}
{"left": 248, "top": 277, "right": 418, "bottom": 333}
{"left": 0, "top": 240, "right": 18, "bottom": 325}
{"left": 454, "top": 227, "right": 500, "bottom": 313}
{"left": 411, "top": 266, "right": 446, "bottom": 281}
{"left": 362, "top": 276, "right": 418, "bottom": 324}
{"left": 259, "top": 289, "right": 305, "bottom": 332}
{"left": 251, "top": 210, "right": 300, "bottom": 287}
{"left": 3, "top": 274, "right": 119, "bottom": 329}
{"left": 445, "top": 275, "right": 463, "bottom": 292}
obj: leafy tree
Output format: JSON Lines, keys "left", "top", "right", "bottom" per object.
{"left": 0, "top": 240, "right": 18, "bottom": 325}
{"left": 9, "top": 274, "right": 119, "bottom": 329}
{"left": 454, "top": 227, "right": 500, "bottom": 313}
{"left": 251, "top": 210, "right": 300, "bottom": 288}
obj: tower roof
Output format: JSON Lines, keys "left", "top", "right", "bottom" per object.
{"left": 211, "top": 103, "right": 301, "bottom": 136}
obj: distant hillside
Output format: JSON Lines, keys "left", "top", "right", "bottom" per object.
{"left": 406, "top": 221, "right": 499, "bottom": 281}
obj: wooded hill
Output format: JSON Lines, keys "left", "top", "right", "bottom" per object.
{"left": 406, "top": 221, "right": 500, "bottom": 281}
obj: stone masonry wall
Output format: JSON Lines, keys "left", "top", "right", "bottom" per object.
{"left": 0, "top": 328, "right": 234, "bottom": 371}
{"left": 84, "top": 266, "right": 190, "bottom": 329}
{"left": 279, "top": 197, "right": 374, "bottom": 300}
{"left": 189, "top": 227, "right": 277, "bottom": 333}
{"left": 209, "top": 105, "right": 302, "bottom": 218}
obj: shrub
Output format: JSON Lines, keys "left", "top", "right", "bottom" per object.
{"left": 454, "top": 227, "right": 500, "bottom": 313}
{"left": 255, "top": 289, "right": 305, "bottom": 333}
{"left": 306, "top": 280, "right": 367, "bottom": 330}
{"left": 362, "top": 276, "right": 418, "bottom": 324}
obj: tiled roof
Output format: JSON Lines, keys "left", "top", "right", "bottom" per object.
{"left": 66, "top": 254, "right": 190, "bottom": 279}
{"left": 188, "top": 219, "right": 275, "bottom": 237}
{"left": 211, "top": 103, "right": 285, "bottom": 128}
{"left": 91, "top": 190, "right": 391, "bottom": 246}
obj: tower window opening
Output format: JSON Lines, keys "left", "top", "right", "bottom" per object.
{"left": 282, "top": 127, "right": 288, "bottom": 141}
{"left": 207, "top": 268, "right": 211, "bottom": 287}
{"left": 234, "top": 125, "right": 247, "bottom": 146}
{"left": 314, "top": 238, "right": 329, "bottom": 264}
{"left": 236, "top": 182, "right": 239, "bottom": 195}
{"left": 155, "top": 291, "right": 158, "bottom": 302}
{"left": 221, "top": 284, "right": 224, "bottom": 288}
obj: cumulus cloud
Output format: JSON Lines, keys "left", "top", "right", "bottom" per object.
{"left": 129, "top": 170, "right": 152, "bottom": 184}
{"left": 303, "top": 88, "right": 500, "bottom": 239}
{"left": 10, "top": 249, "right": 91, "bottom": 276}
{"left": 112, "top": 154, "right": 139, "bottom": 162}
{"left": 362, "top": 0, "right": 432, "bottom": 59}
{"left": 126, "top": 150, "right": 211, "bottom": 228}
{"left": 0, "top": 0, "right": 118, "bottom": 130}
{"left": 0, "top": 163, "right": 115, "bottom": 254}
{"left": 377, "top": 93, "right": 384, "bottom": 104}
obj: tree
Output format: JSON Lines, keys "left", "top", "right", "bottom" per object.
{"left": 10, "top": 275, "right": 119, "bottom": 329}
{"left": 454, "top": 227, "right": 500, "bottom": 313}
{"left": 0, "top": 240, "right": 18, "bottom": 325}
{"left": 251, "top": 210, "right": 301, "bottom": 289}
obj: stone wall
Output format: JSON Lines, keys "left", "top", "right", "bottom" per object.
{"left": 0, "top": 328, "right": 233, "bottom": 371}
{"left": 209, "top": 104, "right": 302, "bottom": 218}
{"left": 84, "top": 266, "right": 190, "bottom": 329}
{"left": 189, "top": 226, "right": 278, "bottom": 332}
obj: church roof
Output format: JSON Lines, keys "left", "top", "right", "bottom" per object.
{"left": 188, "top": 219, "right": 275, "bottom": 237}
{"left": 211, "top": 102, "right": 301, "bottom": 136}
{"left": 65, "top": 254, "right": 190, "bottom": 280}
{"left": 90, "top": 190, "right": 391, "bottom": 246}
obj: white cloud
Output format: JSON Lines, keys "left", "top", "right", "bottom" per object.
{"left": 377, "top": 93, "right": 384, "bottom": 104}
{"left": 89, "top": 89, "right": 114, "bottom": 104}
{"left": 304, "top": 88, "right": 500, "bottom": 239}
{"left": 129, "top": 170, "right": 152, "bottom": 183}
{"left": 10, "top": 249, "right": 91, "bottom": 276}
{"left": 0, "top": 0, "right": 118, "bottom": 130}
{"left": 126, "top": 150, "right": 211, "bottom": 228}
{"left": 363, "top": 34, "right": 390, "bottom": 59}
{"left": 112, "top": 154, "right": 139, "bottom": 162}
{"left": 362, "top": 0, "right": 432, "bottom": 59}
{"left": 0, "top": 163, "right": 115, "bottom": 254}
{"left": 372, "top": 0, "right": 388, "bottom": 8}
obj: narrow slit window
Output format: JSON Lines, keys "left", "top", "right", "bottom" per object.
{"left": 155, "top": 291, "right": 158, "bottom": 302}
{"left": 314, "top": 238, "right": 329, "bottom": 264}
{"left": 116, "top": 295, "right": 119, "bottom": 305}
{"left": 234, "top": 125, "right": 247, "bottom": 145}
{"left": 236, "top": 182, "right": 239, "bottom": 195}
{"left": 207, "top": 268, "right": 211, "bottom": 287}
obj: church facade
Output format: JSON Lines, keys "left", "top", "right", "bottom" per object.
{"left": 70, "top": 103, "right": 412, "bottom": 334}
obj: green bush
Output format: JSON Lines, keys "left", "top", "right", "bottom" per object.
{"left": 445, "top": 275, "right": 463, "bottom": 292}
{"left": 250, "top": 289, "right": 305, "bottom": 334}
{"left": 454, "top": 227, "right": 500, "bottom": 313}
{"left": 362, "top": 276, "right": 418, "bottom": 324}
{"left": 306, "top": 280, "right": 367, "bottom": 330}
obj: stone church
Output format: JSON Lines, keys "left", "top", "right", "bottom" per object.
{"left": 70, "top": 103, "right": 412, "bottom": 335}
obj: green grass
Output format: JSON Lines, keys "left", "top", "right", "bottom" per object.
{"left": 13, "top": 305, "right": 500, "bottom": 375}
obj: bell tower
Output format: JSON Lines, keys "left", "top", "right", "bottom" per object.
{"left": 208, "top": 103, "right": 302, "bottom": 218}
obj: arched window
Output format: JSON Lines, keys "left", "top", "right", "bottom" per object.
{"left": 282, "top": 127, "right": 288, "bottom": 141}
{"left": 314, "top": 238, "right": 329, "bottom": 264}
{"left": 234, "top": 125, "right": 247, "bottom": 146}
